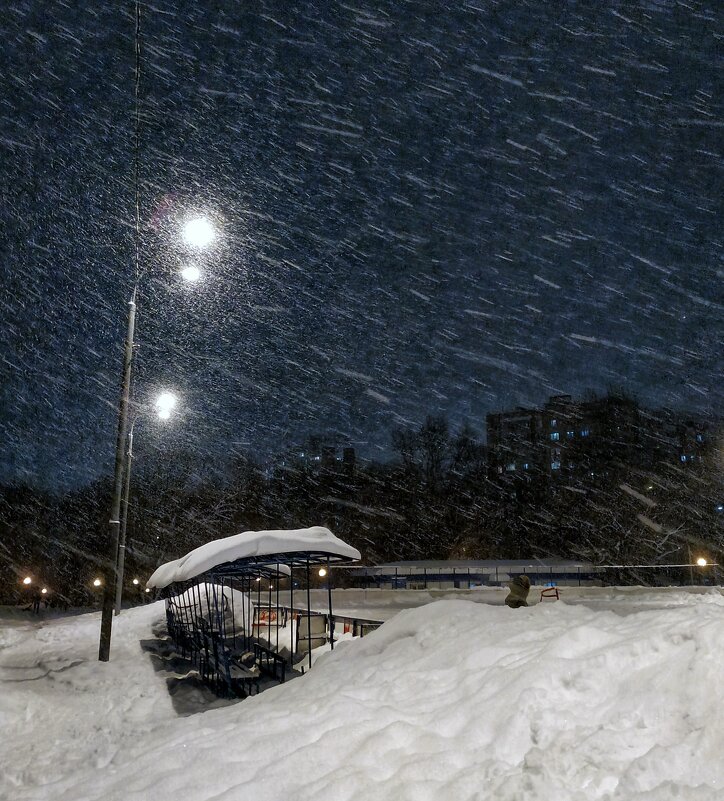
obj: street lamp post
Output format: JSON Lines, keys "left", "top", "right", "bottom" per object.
{"left": 98, "top": 219, "right": 213, "bottom": 658}
{"left": 99, "top": 290, "right": 137, "bottom": 661}
{"left": 114, "top": 420, "right": 136, "bottom": 617}
{"left": 99, "top": 0, "right": 215, "bottom": 659}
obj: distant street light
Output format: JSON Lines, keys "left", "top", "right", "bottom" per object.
{"left": 182, "top": 216, "right": 216, "bottom": 248}
{"left": 132, "top": 578, "right": 139, "bottom": 586}
{"left": 696, "top": 557, "right": 708, "bottom": 567}
{"left": 93, "top": 578, "right": 102, "bottom": 588}
{"left": 41, "top": 588, "right": 48, "bottom": 595}
{"left": 113, "top": 392, "right": 179, "bottom": 616}
{"left": 318, "top": 568, "right": 327, "bottom": 577}
{"left": 22, "top": 577, "right": 32, "bottom": 586}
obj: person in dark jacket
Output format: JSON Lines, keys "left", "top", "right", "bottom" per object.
{"left": 505, "top": 575, "right": 531, "bottom": 608}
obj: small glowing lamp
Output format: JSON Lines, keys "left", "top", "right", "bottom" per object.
{"left": 41, "top": 588, "right": 48, "bottom": 595}
{"left": 23, "top": 576, "right": 32, "bottom": 586}
{"left": 696, "top": 557, "right": 708, "bottom": 567}
{"left": 318, "top": 568, "right": 327, "bottom": 577}
{"left": 132, "top": 578, "right": 140, "bottom": 586}
{"left": 93, "top": 578, "right": 102, "bottom": 588}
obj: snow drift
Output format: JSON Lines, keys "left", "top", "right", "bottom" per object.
{"left": 2, "top": 591, "right": 723, "bottom": 801}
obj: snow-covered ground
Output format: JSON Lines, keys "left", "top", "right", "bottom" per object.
{"left": 2, "top": 589, "right": 723, "bottom": 801}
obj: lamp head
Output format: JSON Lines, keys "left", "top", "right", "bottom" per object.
{"left": 182, "top": 216, "right": 215, "bottom": 248}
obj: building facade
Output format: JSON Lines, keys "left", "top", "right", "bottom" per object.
{"left": 486, "top": 393, "right": 710, "bottom": 480}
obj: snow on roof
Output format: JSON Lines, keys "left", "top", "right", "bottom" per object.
{"left": 146, "top": 558, "right": 184, "bottom": 590}
{"left": 147, "top": 526, "right": 360, "bottom": 589}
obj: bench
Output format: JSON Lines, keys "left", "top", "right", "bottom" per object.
{"left": 253, "top": 642, "right": 287, "bottom": 683}
{"left": 200, "top": 628, "right": 261, "bottom": 698}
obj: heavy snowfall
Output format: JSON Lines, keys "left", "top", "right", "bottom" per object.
{"left": 1, "top": 2, "right": 722, "bottom": 800}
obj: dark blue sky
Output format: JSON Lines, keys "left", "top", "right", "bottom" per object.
{"left": 1, "top": 1, "right": 722, "bottom": 489}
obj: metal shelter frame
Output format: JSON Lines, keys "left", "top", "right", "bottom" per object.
{"left": 161, "top": 550, "right": 351, "bottom": 697}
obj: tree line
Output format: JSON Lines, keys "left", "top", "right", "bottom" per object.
{"left": 1, "top": 407, "right": 722, "bottom": 604}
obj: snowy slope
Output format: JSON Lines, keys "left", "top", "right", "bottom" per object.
{"left": 2, "top": 592, "right": 723, "bottom": 801}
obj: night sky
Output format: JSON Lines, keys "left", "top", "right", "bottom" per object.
{"left": 1, "top": 1, "right": 722, "bottom": 489}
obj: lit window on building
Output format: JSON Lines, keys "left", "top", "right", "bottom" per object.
{"left": 696, "top": 434, "right": 703, "bottom": 443}
{"left": 680, "top": 454, "right": 687, "bottom": 462}
{"left": 580, "top": 429, "right": 590, "bottom": 437}
{"left": 550, "top": 432, "right": 560, "bottom": 441}
{"left": 551, "top": 419, "right": 557, "bottom": 428}
{"left": 506, "top": 463, "right": 516, "bottom": 471}
{"left": 551, "top": 461, "right": 561, "bottom": 470}
{"left": 567, "top": 430, "right": 575, "bottom": 438}
{"left": 523, "top": 463, "right": 530, "bottom": 470}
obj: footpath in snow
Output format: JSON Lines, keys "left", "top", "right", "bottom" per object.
{"left": 1, "top": 588, "right": 723, "bottom": 801}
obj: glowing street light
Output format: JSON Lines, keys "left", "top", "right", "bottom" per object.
{"left": 318, "top": 568, "right": 327, "bottom": 577}
{"left": 696, "top": 557, "right": 708, "bottom": 567}
{"left": 182, "top": 216, "right": 215, "bottom": 248}
{"left": 23, "top": 576, "right": 32, "bottom": 586}
{"left": 155, "top": 392, "right": 177, "bottom": 420}
{"left": 180, "top": 264, "right": 202, "bottom": 282}
{"left": 132, "top": 578, "right": 140, "bottom": 586}
{"left": 41, "top": 588, "right": 48, "bottom": 595}
{"left": 93, "top": 578, "right": 102, "bottom": 588}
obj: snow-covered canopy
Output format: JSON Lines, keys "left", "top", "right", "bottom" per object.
{"left": 147, "top": 557, "right": 292, "bottom": 591}
{"left": 147, "top": 526, "right": 360, "bottom": 589}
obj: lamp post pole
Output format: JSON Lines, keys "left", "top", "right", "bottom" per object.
{"left": 99, "top": 288, "right": 137, "bottom": 661}
{"left": 114, "top": 421, "right": 136, "bottom": 616}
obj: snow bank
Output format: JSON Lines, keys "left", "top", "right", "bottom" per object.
{"left": 2, "top": 592, "right": 723, "bottom": 801}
